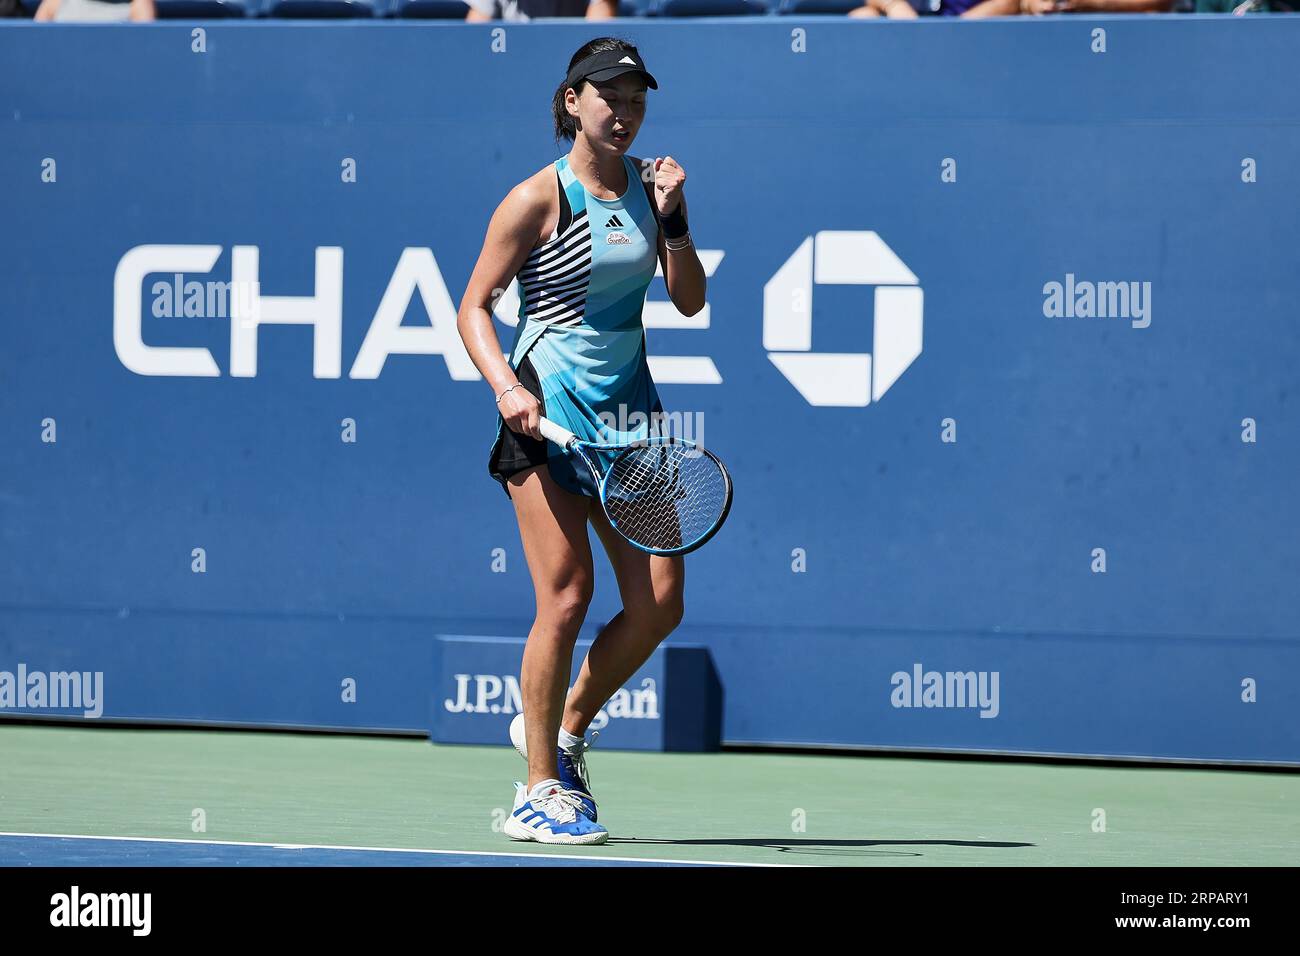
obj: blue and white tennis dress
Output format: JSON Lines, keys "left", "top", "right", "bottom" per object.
{"left": 488, "top": 153, "right": 664, "bottom": 499}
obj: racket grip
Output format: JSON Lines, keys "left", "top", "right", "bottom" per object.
{"left": 537, "top": 416, "right": 577, "bottom": 449}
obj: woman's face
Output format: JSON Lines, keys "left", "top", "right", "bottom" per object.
{"left": 568, "top": 72, "right": 648, "bottom": 155}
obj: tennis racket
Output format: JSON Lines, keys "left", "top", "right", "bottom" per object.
{"left": 537, "top": 416, "right": 733, "bottom": 556}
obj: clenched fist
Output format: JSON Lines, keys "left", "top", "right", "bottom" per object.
{"left": 651, "top": 156, "right": 686, "bottom": 217}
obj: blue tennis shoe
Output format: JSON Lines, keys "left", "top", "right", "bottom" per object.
{"left": 509, "top": 713, "right": 599, "bottom": 821}
{"left": 503, "top": 779, "right": 607, "bottom": 845}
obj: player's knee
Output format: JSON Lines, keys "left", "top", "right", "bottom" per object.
{"left": 633, "top": 591, "right": 684, "bottom": 639}
{"left": 546, "top": 578, "right": 595, "bottom": 629}
{"left": 659, "top": 595, "right": 685, "bottom": 636}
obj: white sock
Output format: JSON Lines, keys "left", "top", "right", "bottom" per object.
{"left": 528, "top": 778, "right": 562, "bottom": 799}
{"left": 558, "top": 727, "right": 585, "bottom": 753}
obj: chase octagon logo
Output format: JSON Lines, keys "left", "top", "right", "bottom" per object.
{"left": 763, "top": 231, "right": 923, "bottom": 407}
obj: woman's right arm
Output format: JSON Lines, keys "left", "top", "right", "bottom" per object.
{"left": 457, "top": 181, "right": 548, "bottom": 440}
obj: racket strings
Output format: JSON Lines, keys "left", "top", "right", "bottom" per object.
{"left": 602, "top": 442, "right": 727, "bottom": 551}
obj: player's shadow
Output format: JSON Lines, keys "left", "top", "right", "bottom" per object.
{"left": 607, "top": 838, "right": 1035, "bottom": 859}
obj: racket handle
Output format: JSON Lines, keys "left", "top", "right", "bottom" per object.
{"left": 537, "top": 416, "right": 577, "bottom": 449}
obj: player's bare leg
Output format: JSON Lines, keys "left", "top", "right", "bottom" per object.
{"left": 561, "top": 499, "right": 685, "bottom": 735}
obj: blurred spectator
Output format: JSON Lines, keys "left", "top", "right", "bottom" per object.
{"left": 852, "top": 0, "right": 1172, "bottom": 12}
{"left": 2, "top": 0, "right": 33, "bottom": 17}
{"left": 465, "top": 0, "right": 615, "bottom": 18}
{"left": 848, "top": 0, "right": 988, "bottom": 15}
{"left": 1197, "top": 0, "right": 1296, "bottom": 10}
{"left": 1013, "top": 0, "right": 1173, "bottom": 11}
{"left": 34, "top": 0, "right": 155, "bottom": 18}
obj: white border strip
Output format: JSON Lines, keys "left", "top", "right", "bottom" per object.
{"left": 0, "top": 831, "right": 800, "bottom": 868}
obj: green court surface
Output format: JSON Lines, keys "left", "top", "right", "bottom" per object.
{"left": 1, "top": 724, "right": 1295, "bottom": 866}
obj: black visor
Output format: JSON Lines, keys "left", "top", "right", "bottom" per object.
{"left": 565, "top": 50, "right": 659, "bottom": 92}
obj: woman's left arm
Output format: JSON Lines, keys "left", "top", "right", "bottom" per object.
{"left": 651, "top": 157, "right": 707, "bottom": 318}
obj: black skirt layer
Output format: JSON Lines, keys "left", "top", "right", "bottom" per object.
{"left": 486, "top": 352, "right": 549, "bottom": 499}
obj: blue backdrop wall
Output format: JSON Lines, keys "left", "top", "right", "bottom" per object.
{"left": 1, "top": 18, "right": 1297, "bottom": 764}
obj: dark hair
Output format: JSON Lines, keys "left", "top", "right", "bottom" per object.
{"left": 552, "top": 37, "right": 644, "bottom": 146}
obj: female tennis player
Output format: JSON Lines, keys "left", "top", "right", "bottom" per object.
{"left": 456, "top": 38, "right": 706, "bottom": 845}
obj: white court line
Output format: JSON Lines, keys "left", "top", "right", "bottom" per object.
{"left": 0, "top": 831, "right": 801, "bottom": 868}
